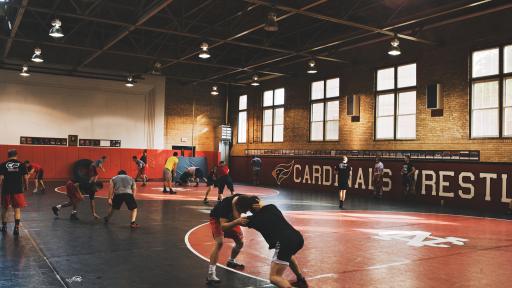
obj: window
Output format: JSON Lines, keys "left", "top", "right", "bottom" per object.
{"left": 471, "top": 45, "right": 512, "bottom": 138}
{"left": 237, "top": 95, "right": 247, "bottom": 143}
{"left": 310, "top": 78, "right": 340, "bottom": 141}
{"left": 262, "top": 88, "right": 284, "bottom": 142}
{"left": 375, "top": 63, "right": 417, "bottom": 140}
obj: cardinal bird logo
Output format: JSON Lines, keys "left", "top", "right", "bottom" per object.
{"left": 272, "top": 161, "right": 295, "bottom": 185}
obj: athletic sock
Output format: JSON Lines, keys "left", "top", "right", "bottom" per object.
{"left": 71, "top": 210, "right": 77, "bottom": 214}
{"left": 208, "top": 264, "right": 216, "bottom": 274}
{"left": 14, "top": 219, "right": 20, "bottom": 227}
{"left": 56, "top": 204, "right": 62, "bottom": 209}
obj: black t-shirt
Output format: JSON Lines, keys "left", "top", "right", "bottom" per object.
{"left": 401, "top": 162, "right": 414, "bottom": 176}
{"left": 140, "top": 154, "right": 147, "bottom": 165}
{"left": 247, "top": 204, "right": 300, "bottom": 249}
{"left": 335, "top": 162, "right": 351, "bottom": 181}
{"left": 0, "top": 159, "right": 28, "bottom": 195}
{"left": 210, "top": 194, "right": 241, "bottom": 219}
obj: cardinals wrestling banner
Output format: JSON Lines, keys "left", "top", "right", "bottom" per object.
{"left": 230, "top": 156, "right": 512, "bottom": 212}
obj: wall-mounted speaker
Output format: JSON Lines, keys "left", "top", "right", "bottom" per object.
{"left": 68, "top": 135, "right": 78, "bottom": 146}
{"left": 347, "top": 94, "right": 360, "bottom": 116}
{"left": 427, "top": 83, "right": 442, "bottom": 109}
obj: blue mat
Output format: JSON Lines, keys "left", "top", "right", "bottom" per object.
{"left": 174, "top": 156, "right": 208, "bottom": 181}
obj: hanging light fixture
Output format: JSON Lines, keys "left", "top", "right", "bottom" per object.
{"left": 125, "top": 75, "right": 135, "bottom": 87}
{"left": 251, "top": 75, "right": 260, "bottom": 86}
{"left": 198, "top": 42, "right": 210, "bottom": 59}
{"left": 19, "top": 65, "right": 30, "bottom": 77}
{"left": 31, "top": 47, "right": 44, "bottom": 62}
{"left": 211, "top": 85, "right": 219, "bottom": 96}
{"left": 264, "top": 11, "right": 278, "bottom": 32}
{"left": 388, "top": 36, "right": 401, "bottom": 56}
{"left": 307, "top": 59, "right": 317, "bottom": 74}
{"left": 49, "top": 19, "right": 64, "bottom": 38}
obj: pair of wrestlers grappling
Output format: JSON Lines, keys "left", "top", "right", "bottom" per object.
{"left": 208, "top": 194, "right": 308, "bottom": 288}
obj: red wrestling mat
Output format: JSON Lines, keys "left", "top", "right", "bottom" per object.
{"left": 55, "top": 182, "right": 278, "bottom": 201}
{"left": 186, "top": 210, "right": 512, "bottom": 288}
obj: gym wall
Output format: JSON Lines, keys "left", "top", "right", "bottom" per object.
{"left": 0, "top": 70, "right": 166, "bottom": 149}
{"left": 227, "top": 8, "right": 512, "bottom": 163}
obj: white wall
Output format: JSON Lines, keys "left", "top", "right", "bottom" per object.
{"left": 0, "top": 70, "right": 165, "bottom": 149}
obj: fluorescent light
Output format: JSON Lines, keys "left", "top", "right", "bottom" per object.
{"left": 19, "top": 65, "right": 30, "bottom": 77}
{"left": 198, "top": 42, "right": 210, "bottom": 59}
{"left": 251, "top": 75, "right": 260, "bottom": 86}
{"left": 49, "top": 19, "right": 64, "bottom": 38}
{"left": 125, "top": 75, "right": 135, "bottom": 87}
{"left": 31, "top": 48, "right": 43, "bottom": 62}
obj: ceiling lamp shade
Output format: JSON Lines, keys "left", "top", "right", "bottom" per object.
{"left": 307, "top": 59, "right": 317, "bottom": 74}
{"left": 264, "top": 11, "right": 278, "bottom": 32}
{"left": 31, "top": 47, "right": 43, "bottom": 62}
{"left": 211, "top": 85, "right": 219, "bottom": 95}
{"left": 198, "top": 42, "right": 211, "bottom": 59}
{"left": 125, "top": 75, "right": 136, "bottom": 87}
{"left": 19, "top": 65, "right": 30, "bottom": 77}
{"left": 49, "top": 19, "right": 64, "bottom": 38}
{"left": 251, "top": 75, "right": 260, "bottom": 86}
{"left": 388, "top": 37, "right": 401, "bottom": 56}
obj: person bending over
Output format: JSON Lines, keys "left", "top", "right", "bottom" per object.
{"left": 132, "top": 156, "right": 147, "bottom": 186}
{"left": 236, "top": 196, "right": 308, "bottom": 288}
{"left": 89, "top": 156, "right": 107, "bottom": 183}
{"left": 52, "top": 179, "right": 84, "bottom": 220}
{"left": 206, "top": 193, "right": 246, "bottom": 284}
{"left": 24, "top": 160, "right": 46, "bottom": 193}
{"left": 163, "top": 152, "right": 179, "bottom": 194}
{"left": 104, "top": 170, "right": 139, "bottom": 229}
{"left": 203, "top": 166, "right": 217, "bottom": 204}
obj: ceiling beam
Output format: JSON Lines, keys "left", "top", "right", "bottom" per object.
{"left": 244, "top": 0, "right": 436, "bottom": 45}
{"left": 77, "top": 0, "right": 174, "bottom": 68}
{"left": 158, "top": 0, "right": 348, "bottom": 70}
{"left": 3, "top": 0, "right": 29, "bottom": 59}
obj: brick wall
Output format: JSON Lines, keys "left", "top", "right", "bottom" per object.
{"left": 229, "top": 9, "right": 512, "bottom": 162}
{"left": 164, "top": 80, "right": 226, "bottom": 152}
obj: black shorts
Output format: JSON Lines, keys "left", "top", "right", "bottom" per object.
{"left": 195, "top": 168, "right": 204, "bottom": 178}
{"left": 36, "top": 170, "right": 44, "bottom": 180}
{"left": 206, "top": 175, "right": 216, "bottom": 187}
{"left": 272, "top": 231, "right": 304, "bottom": 265}
{"left": 112, "top": 193, "right": 137, "bottom": 210}
{"left": 338, "top": 178, "right": 349, "bottom": 190}
{"left": 217, "top": 176, "right": 233, "bottom": 194}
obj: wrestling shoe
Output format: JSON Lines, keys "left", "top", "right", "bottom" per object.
{"left": 130, "top": 222, "right": 140, "bottom": 229}
{"left": 290, "top": 277, "right": 309, "bottom": 288}
{"left": 206, "top": 274, "right": 221, "bottom": 284}
{"left": 339, "top": 201, "right": 344, "bottom": 209}
{"left": 13, "top": 226, "right": 20, "bottom": 236}
{"left": 70, "top": 213, "right": 79, "bottom": 221}
{"left": 169, "top": 189, "right": 177, "bottom": 194}
{"left": 52, "top": 206, "right": 60, "bottom": 216}
{"left": 1, "top": 225, "right": 6, "bottom": 234}
{"left": 226, "top": 260, "right": 245, "bottom": 270}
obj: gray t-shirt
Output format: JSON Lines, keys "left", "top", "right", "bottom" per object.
{"left": 112, "top": 175, "right": 134, "bottom": 194}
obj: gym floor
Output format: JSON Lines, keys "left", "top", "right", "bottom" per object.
{"left": 1, "top": 181, "right": 511, "bottom": 288}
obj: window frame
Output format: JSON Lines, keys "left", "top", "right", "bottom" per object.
{"left": 309, "top": 77, "right": 340, "bottom": 142}
{"left": 469, "top": 44, "right": 512, "bottom": 139}
{"left": 374, "top": 62, "right": 417, "bottom": 141}
{"left": 261, "top": 88, "right": 285, "bottom": 143}
{"left": 237, "top": 94, "right": 248, "bottom": 144}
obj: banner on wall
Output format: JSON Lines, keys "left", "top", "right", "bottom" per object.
{"left": 230, "top": 156, "right": 512, "bottom": 211}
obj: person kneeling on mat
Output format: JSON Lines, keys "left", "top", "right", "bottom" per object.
{"left": 206, "top": 193, "right": 246, "bottom": 284}
{"left": 236, "top": 196, "right": 308, "bottom": 288}
{"left": 104, "top": 170, "right": 139, "bottom": 229}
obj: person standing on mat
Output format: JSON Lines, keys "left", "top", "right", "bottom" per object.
{"left": 51, "top": 179, "right": 84, "bottom": 220}
{"left": 203, "top": 166, "right": 217, "bottom": 204}
{"left": 236, "top": 196, "right": 308, "bottom": 288}
{"left": 140, "top": 149, "right": 148, "bottom": 166}
{"left": 24, "top": 160, "right": 46, "bottom": 193}
{"left": 216, "top": 161, "right": 234, "bottom": 201}
{"left": 104, "top": 170, "right": 139, "bottom": 229}
{"left": 250, "top": 156, "right": 262, "bottom": 185}
{"left": 89, "top": 156, "right": 107, "bottom": 183}
{"left": 373, "top": 157, "right": 384, "bottom": 199}
{"left": 163, "top": 152, "right": 179, "bottom": 194}
{"left": 132, "top": 156, "right": 147, "bottom": 186}
{"left": 206, "top": 193, "right": 246, "bottom": 284}
{"left": 334, "top": 156, "right": 351, "bottom": 209}
{"left": 401, "top": 155, "right": 416, "bottom": 198}
{"left": 0, "top": 149, "right": 29, "bottom": 236}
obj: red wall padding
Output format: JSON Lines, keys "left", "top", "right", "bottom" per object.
{"left": 0, "top": 145, "right": 220, "bottom": 180}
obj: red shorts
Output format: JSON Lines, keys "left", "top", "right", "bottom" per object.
{"left": 209, "top": 217, "right": 243, "bottom": 241}
{"left": 1, "top": 194, "right": 27, "bottom": 208}
{"left": 67, "top": 190, "right": 84, "bottom": 204}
